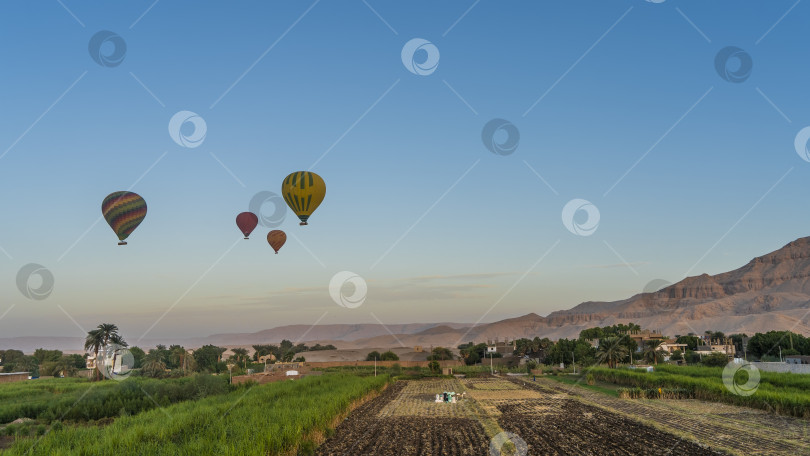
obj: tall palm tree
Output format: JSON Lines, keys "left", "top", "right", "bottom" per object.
{"left": 641, "top": 339, "right": 664, "bottom": 365}
{"left": 84, "top": 329, "right": 104, "bottom": 380}
{"left": 170, "top": 345, "right": 187, "bottom": 373}
{"left": 97, "top": 323, "right": 121, "bottom": 346}
{"left": 597, "top": 337, "right": 630, "bottom": 368}
{"left": 230, "top": 348, "right": 249, "bottom": 369}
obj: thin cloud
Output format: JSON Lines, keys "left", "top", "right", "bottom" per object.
{"left": 581, "top": 261, "right": 650, "bottom": 270}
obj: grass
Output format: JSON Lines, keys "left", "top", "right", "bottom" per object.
{"left": 590, "top": 365, "right": 810, "bottom": 418}
{"left": 0, "top": 374, "right": 231, "bottom": 426}
{"left": 5, "top": 374, "right": 390, "bottom": 455}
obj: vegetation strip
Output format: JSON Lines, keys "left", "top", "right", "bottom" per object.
{"left": 5, "top": 374, "right": 388, "bottom": 455}
{"left": 590, "top": 366, "right": 810, "bottom": 418}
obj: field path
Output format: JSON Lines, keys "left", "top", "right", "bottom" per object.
{"left": 511, "top": 377, "right": 810, "bottom": 456}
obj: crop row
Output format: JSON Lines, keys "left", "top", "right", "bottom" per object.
{"left": 6, "top": 374, "right": 389, "bottom": 455}
{"left": 590, "top": 367, "right": 810, "bottom": 418}
{"left": 0, "top": 374, "right": 231, "bottom": 425}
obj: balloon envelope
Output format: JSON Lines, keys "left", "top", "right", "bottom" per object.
{"left": 102, "top": 191, "right": 147, "bottom": 245}
{"left": 281, "top": 171, "right": 325, "bottom": 225}
{"left": 236, "top": 212, "right": 259, "bottom": 239}
{"left": 267, "top": 230, "right": 286, "bottom": 254}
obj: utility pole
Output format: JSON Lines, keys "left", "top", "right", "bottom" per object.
{"left": 490, "top": 352, "right": 493, "bottom": 375}
{"left": 572, "top": 352, "right": 576, "bottom": 374}
{"left": 374, "top": 357, "right": 377, "bottom": 377}
{"left": 779, "top": 346, "right": 783, "bottom": 363}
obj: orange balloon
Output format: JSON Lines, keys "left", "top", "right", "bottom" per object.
{"left": 267, "top": 230, "right": 286, "bottom": 254}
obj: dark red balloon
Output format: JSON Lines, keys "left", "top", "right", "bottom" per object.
{"left": 236, "top": 212, "right": 259, "bottom": 239}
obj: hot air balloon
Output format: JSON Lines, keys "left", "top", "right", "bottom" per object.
{"left": 101, "top": 191, "right": 147, "bottom": 245}
{"left": 236, "top": 212, "right": 258, "bottom": 239}
{"left": 281, "top": 171, "right": 325, "bottom": 225}
{"left": 267, "top": 230, "right": 286, "bottom": 254}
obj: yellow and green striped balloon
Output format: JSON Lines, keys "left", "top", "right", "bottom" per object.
{"left": 281, "top": 171, "right": 325, "bottom": 225}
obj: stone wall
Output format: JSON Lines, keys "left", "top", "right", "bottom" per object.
{"left": 751, "top": 362, "right": 810, "bottom": 374}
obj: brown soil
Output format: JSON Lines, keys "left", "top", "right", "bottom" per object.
{"left": 497, "top": 400, "right": 720, "bottom": 455}
{"left": 316, "top": 378, "right": 727, "bottom": 455}
{"left": 316, "top": 382, "right": 488, "bottom": 455}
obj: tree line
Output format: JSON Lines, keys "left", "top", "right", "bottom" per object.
{"left": 1, "top": 323, "right": 338, "bottom": 380}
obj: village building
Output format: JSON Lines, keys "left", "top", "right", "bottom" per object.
{"left": 486, "top": 338, "right": 515, "bottom": 356}
{"left": 786, "top": 355, "right": 810, "bottom": 365}
{"left": 0, "top": 372, "right": 30, "bottom": 383}
{"left": 695, "top": 338, "right": 736, "bottom": 359}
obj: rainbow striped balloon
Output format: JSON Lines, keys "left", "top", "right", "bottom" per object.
{"left": 101, "top": 191, "right": 147, "bottom": 245}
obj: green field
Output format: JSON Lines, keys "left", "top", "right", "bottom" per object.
{"left": 4, "top": 374, "right": 389, "bottom": 455}
{"left": 0, "top": 374, "right": 232, "bottom": 427}
{"left": 590, "top": 365, "right": 810, "bottom": 418}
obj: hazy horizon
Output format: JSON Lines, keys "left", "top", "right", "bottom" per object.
{"left": 2, "top": 1, "right": 809, "bottom": 341}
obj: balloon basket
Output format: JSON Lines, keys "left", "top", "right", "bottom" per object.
{"left": 118, "top": 241, "right": 127, "bottom": 245}
{"left": 300, "top": 222, "right": 308, "bottom": 226}
{"left": 244, "top": 236, "right": 249, "bottom": 240}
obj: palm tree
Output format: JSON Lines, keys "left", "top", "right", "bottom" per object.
{"left": 95, "top": 324, "right": 127, "bottom": 378}
{"left": 84, "top": 329, "right": 104, "bottom": 380}
{"left": 142, "top": 352, "right": 166, "bottom": 378}
{"left": 597, "top": 337, "right": 630, "bottom": 368}
{"left": 170, "top": 345, "right": 187, "bottom": 373}
{"left": 96, "top": 323, "right": 125, "bottom": 347}
{"left": 54, "top": 358, "right": 77, "bottom": 378}
{"left": 230, "top": 348, "right": 249, "bottom": 369}
{"left": 641, "top": 339, "right": 664, "bottom": 365}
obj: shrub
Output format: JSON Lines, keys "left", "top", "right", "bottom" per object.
{"left": 380, "top": 351, "right": 399, "bottom": 361}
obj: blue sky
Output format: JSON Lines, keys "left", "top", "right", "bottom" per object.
{"left": 1, "top": 0, "right": 809, "bottom": 341}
